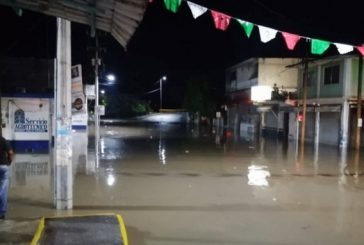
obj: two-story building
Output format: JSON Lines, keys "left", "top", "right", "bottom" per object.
{"left": 225, "top": 55, "right": 364, "bottom": 147}
{"left": 296, "top": 55, "right": 364, "bottom": 147}
{"left": 225, "top": 57, "right": 300, "bottom": 140}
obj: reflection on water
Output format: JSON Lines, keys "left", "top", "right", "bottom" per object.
{"left": 158, "top": 130, "right": 167, "bottom": 165}
{"left": 247, "top": 164, "right": 271, "bottom": 187}
{"left": 106, "top": 174, "right": 116, "bottom": 186}
{"left": 9, "top": 124, "right": 364, "bottom": 189}
{"left": 6, "top": 123, "right": 364, "bottom": 245}
{"left": 11, "top": 154, "right": 51, "bottom": 188}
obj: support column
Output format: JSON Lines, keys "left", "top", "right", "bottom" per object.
{"left": 260, "top": 111, "right": 265, "bottom": 138}
{"left": 54, "top": 18, "right": 73, "bottom": 210}
{"left": 355, "top": 55, "right": 363, "bottom": 150}
{"left": 314, "top": 109, "right": 320, "bottom": 175}
{"left": 340, "top": 101, "right": 350, "bottom": 148}
{"left": 300, "top": 59, "right": 308, "bottom": 146}
{"left": 314, "top": 109, "right": 320, "bottom": 146}
{"left": 276, "top": 110, "right": 281, "bottom": 139}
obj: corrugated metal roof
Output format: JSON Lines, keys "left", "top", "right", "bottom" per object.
{"left": 0, "top": 0, "right": 147, "bottom": 48}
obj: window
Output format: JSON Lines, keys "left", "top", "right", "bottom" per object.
{"left": 324, "top": 65, "right": 340, "bottom": 85}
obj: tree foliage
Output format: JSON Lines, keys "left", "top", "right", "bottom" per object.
{"left": 131, "top": 99, "right": 152, "bottom": 116}
{"left": 183, "top": 76, "right": 217, "bottom": 117}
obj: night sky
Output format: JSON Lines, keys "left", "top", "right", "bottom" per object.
{"left": 0, "top": 0, "right": 363, "bottom": 108}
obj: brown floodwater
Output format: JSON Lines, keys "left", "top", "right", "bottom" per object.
{"left": 1, "top": 123, "right": 364, "bottom": 245}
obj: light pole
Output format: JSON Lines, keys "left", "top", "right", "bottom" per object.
{"left": 159, "top": 75, "right": 167, "bottom": 111}
{"left": 94, "top": 63, "right": 115, "bottom": 169}
{"left": 93, "top": 33, "right": 101, "bottom": 169}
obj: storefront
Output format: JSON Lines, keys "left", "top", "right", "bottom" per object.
{"left": 1, "top": 94, "right": 53, "bottom": 153}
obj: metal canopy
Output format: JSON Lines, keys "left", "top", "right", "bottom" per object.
{"left": 0, "top": 0, "right": 147, "bottom": 48}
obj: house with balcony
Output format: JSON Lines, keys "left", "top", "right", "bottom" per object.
{"left": 225, "top": 55, "right": 364, "bottom": 147}
{"left": 296, "top": 55, "right": 364, "bottom": 147}
{"left": 225, "top": 57, "right": 300, "bottom": 140}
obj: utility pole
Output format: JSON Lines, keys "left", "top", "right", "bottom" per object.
{"left": 159, "top": 76, "right": 166, "bottom": 111}
{"left": 355, "top": 55, "right": 363, "bottom": 150}
{"left": 159, "top": 77, "right": 162, "bottom": 111}
{"left": 300, "top": 58, "right": 308, "bottom": 147}
{"left": 93, "top": 32, "right": 101, "bottom": 168}
{"left": 54, "top": 18, "right": 73, "bottom": 210}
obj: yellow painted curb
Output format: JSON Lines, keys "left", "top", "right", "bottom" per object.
{"left": 116, "top": 214, "right": 129, "bottom": 245}
{"left": 30, "top": 217, "right": 45, "bottom": 245}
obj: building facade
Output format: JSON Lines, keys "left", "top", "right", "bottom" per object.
{"left": 225, "top": 57, "right": 300, "bottom": 141}
{"left": 225, "top": 55, "right": 364, "bottom": 147}
{"left": 297, "top": 55, "right": 364, "bottom": 147}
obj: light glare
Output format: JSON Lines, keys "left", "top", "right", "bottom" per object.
{"left": 106, "top": 74, "right": 115, "bottom": 82}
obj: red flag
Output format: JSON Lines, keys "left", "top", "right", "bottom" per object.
{"left": 357, "top": 46, "right": 364, "bottom": 56}
{"left": 211, "top": 10, "right": 231, "bottom": 31}
{"left": 281, "top": 32, "right": 301, "bottom": 50}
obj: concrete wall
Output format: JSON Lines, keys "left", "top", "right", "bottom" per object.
{"left": 226, "top": 58, "right": 258, "bottom": 92}
{"left": 226, "top": 58, "right": 299, "bottom": 92}
{"left": 349, "top": 58, "right": 364, "bottom": 97}
{"left": 258, "top": 58, "right": 299, "bottom": 88}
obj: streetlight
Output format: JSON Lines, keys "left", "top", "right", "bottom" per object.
{"left": 94, "top": 68, "right": 116, "bottom": 168}
{"left": 106, "top": 74, "right": 115, "bottom": 82}
{"left": 160, "top": 75, "right": 167, "bottom": 111}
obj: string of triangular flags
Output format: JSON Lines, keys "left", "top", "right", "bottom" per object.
{"left": 149, "top": 0, "right": 364, "bottom": 56}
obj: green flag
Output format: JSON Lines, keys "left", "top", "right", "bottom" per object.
{"left": 311, "top": 39, "right": 330, "bottom": 55}
{"left": 164, "top": 0, "right": 182, "bottom": 13}
{"left": 236, "top": 19, "right": 254, "bottom": 38}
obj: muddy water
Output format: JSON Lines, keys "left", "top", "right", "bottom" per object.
{"left": 2, "top": 123, "right": 364, "bottom": 245}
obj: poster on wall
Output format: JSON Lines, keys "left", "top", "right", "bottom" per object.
{"left": 71, "top": 64, "right": 85, "bottom": 114}
{"left": 71, "top": 64, "right": 88, "bottom": 129}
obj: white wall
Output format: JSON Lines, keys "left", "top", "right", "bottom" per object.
{"left": 258, "top": 58, "right": 299, "bottom": 88}
{"left": 1, "top": 97, "right": 51, "bottom": 141}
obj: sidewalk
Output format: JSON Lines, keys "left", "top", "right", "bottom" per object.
{"left": 0, "top": 218, "right": 38, "bottom": 245}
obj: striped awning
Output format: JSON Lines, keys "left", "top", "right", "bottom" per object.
{"left": 0, "top": 0, "right": 148, "bottom": 48}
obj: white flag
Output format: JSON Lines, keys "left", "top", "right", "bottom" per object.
{"left": 187, "top": 1, "right": 207, "bottom": 19}
{"left": 334, "top": 43, "right": 354, "bottom": 54}
{"left": 258, "top": 25, "right": 278, "bottom": 43}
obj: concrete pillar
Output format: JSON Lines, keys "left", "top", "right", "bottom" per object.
{"left": 276, "top": 111, "right": 281, "bottom": 138}
{"left": 260, "top": 112, "right": 265, "bottom": 138}
{"left": 340, "top": 101, "right": 350, "bottom": 148}
{"left": 314, "top": 110, "right": 320, "bottom": 146}
{"left": 54, "top": 18, "right": 73, "bottom": 209}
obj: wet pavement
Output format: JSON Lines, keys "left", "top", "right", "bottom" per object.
{"left": 1, "top": 123, "right": 364, "bottom": 244}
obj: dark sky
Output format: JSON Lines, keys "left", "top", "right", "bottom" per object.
{"left": 0, "top": 0, "right": 364, "bottom": 108}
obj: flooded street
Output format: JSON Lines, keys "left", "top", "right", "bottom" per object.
{"left": 2, "top": 123, "right": 364, "bottom": 244}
